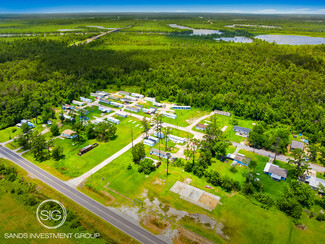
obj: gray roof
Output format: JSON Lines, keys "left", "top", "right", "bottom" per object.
{"left": 234, "top": 155, "right": 251, "bottom": 164}
{"left": 150, "top": 148, "right": 170, "bottom": 157}
{"left": 267, "top": 164, "right": 288, "bottom": 178}
{"left": 291, "top": 141, "right": 304, "bottom": 150}
{"left": 233, "top": 126, "right": 251, "bottom": 134}
{"left": 119, "top": 91, "right": 130, "bottom": 96}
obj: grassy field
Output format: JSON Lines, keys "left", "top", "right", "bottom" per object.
{"left": 238, "top": 149, "right": 297, "bottom": 197}
{"left": 0, "top": 126, "right": 22, "bottom": 143}
{"left": 0, "top": 159, "right": 137, "bottom": 244}
{"left": 161, "top": 108, "right": 210, "bottom": 127}
{"left": 193, "top": 114, "right": 257, "bottom": 143}
{"left": 80, "top": 147, "right": 325, "bottom": 243}
{"left": 169, "top": 128, "right": 194, "bottom": 139}
{"left": 23, "top": 118, "right": 143, "bottom": 179}
{"left": 0, "top": 194, "right": 75, "bottom": 244}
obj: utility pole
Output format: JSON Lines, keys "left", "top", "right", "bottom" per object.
{"left": 158, "top": 116, "right": 162, "bottom": 159}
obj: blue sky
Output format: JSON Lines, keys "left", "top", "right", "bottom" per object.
{"left": 1, "top": 1, "right": 325, "bottom": 14}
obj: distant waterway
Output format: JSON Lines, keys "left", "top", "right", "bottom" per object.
{"left": 214, "top": 36, "right": 253, "bottom": 43}
{"left": 255, "top": 35, "right": 325, "bottom": 45}
{"left": 168, "top": 24, "right": 222, "bottom": 35}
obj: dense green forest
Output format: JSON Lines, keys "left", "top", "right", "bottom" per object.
{"left": 0, "top": 33, "right": 324, "bottom": 145}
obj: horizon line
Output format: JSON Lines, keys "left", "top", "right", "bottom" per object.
{"left": 1, "top": 11, "right": 325, "bottom": 15}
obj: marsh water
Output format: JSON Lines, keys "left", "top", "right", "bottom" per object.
{"left": 214, "top": 37, "right": 254, "bottom": 43}
{"left": 168, "top": 24, "right": 222, "bottom": 35}
{"left": 169, "top": 24, "right": 325, "bottom": 45}
{"left": 254, "top": 35, "right": 325, "bottom": 45}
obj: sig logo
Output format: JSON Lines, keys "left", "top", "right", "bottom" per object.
{"left": 36, "top": 199, "right": 67, "bottom": 229}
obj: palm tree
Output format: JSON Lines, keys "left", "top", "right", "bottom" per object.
{"left": 190, "top": 138, "right": 200, "bottom": 168}
{"left": 164, "top": 127, "right": 172, "bottom": 151}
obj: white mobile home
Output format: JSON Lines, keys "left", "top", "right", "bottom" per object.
{"left": 214, "top": 110, "right": 231, "bottom": 117}
{"left": 143, "top": 139, "right": 155, "bottom": 147}
{"left": 115, "top": 112, "right": 128, "bottom": 118}
{"left": 148, "top": 136, "right": 159, "bottom": 143}
{"left": 98, "top": 106, "right": 111, "bottom": 113}
{"left": 144, "top": 97, "right": 156, "bottom": 102}
{"left": 110, "top": 101, "right": 124, "bottom": 108}
{"left": 125, "top": 106, "right": 140, "bottom": 113}
{"left": 107, "top": 95, "right": 120, "bottom": 101}
{"left": 125, "top": 95, "right": 138, "bottom": 101}
{"left": 107, "top": 117, "right": 120, "bottom": 124}
{"left": 154, "top": 131, "right": 165, "bottom": 138}
{"left": 131, "top": 93, "right": 144, "bottom": 98}
{"left": 119, "top": 91, "right": 130, "bottom": 96}
{"left": 153, "top": 101, "right": 164, "bottom": 107}
{"left": 162, "top": 112, "right": 177, "bottom": 119}
{"left": 80, "top": 97, "right": 92, "bottom": 103}
{"left": 72, "top": 100, "right": 85, "bottom": 106}
{"left": 168, "top": 134, "right": 186, "bottom": 144}
{"left": 99, "top": 98, "right": 110, "bottom": 105}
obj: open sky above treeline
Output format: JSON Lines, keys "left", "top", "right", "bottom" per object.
{"left": 1, "top": 1, "right": 325, "bottom": 14}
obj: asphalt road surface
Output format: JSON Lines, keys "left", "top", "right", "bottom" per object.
{"left": 0, "top": 146, "right": 168, "bottom": 244}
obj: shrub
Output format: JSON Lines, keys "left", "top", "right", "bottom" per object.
{"left": 316, "top": 213, "right": 325, "bottom": 221}
{"left": 138, "top": 158, "right": 155, "bottom": 175}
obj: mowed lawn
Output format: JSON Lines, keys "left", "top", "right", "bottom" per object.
{"left": 161, "top": 108, "right": 210, "bottom": 127}
{"left": 0, "top": 126, "right": 22, "bottom": 143}
{"left": 238, "top": 149, "right": 296, "bottom": 197}
{"left": 80, "top": 147, "right": 325, "bottom": 244}
{"left": 23, "top": 118, "right": 143, "bottom": 179}
{"left": 194, "top": 114, "right": 257, "bottom": 143}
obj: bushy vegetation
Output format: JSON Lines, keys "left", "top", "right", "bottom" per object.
{"left": 0, "top": 32, "right": 324, "bottom": 148}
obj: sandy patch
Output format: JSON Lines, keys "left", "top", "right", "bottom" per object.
{"left": 174, "top": 227, "right": 215, "bottom": 244}
{"left": 198, "top": 193, "right": 219, "bottom": 209}
{"left": 142, "top": 215, "right": 169, "bottom": 234}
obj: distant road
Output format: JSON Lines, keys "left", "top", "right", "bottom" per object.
{"left": 0, "top": 146, "right": 168, "bottom": 244}
{"left": 76, "top": 25, "right": 132, "bottom": 45}
{"left": 232, "top": 142, "right": 325, "bottom": 173}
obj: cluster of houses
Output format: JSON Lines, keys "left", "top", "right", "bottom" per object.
{"left": 100, "top": 98, "right": 124, "bottom": 108}
{"left": 143, "top": 136, "right": 160, "bottom": 147}
{"left": 90, "top": 91, "right": 109, "bottom": 98}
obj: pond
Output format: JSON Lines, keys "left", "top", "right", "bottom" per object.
{"left": 168, "top": 24, "right": 222, "bottom": 35}
{"left": 255, "top": 35, "right": 325, "bottom": 45}
{"left": 214, "top": 37, "right": 253, "bottom": 43}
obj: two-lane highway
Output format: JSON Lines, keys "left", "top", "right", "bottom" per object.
{"left": 0, "top": 146, "right": 168, "bottom": 244}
